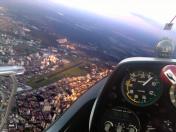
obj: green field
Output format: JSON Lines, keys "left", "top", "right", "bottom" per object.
{"left": 27, "top": 65, "right": 87, "bottom": 89}
{"left": 15, "top": 44, "right": 38, "bottom": 55}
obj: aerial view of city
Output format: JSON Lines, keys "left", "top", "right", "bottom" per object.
{"left": 0, "top": 0, "right": 174, "bottom": 131}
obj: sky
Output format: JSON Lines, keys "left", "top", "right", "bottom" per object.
{"left": 49, "top": 0, "right": 176, "bottom": 26}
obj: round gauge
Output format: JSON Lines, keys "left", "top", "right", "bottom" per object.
{"left": 122, "top": 71, "right": 162, "bottom": 107}
{"left": 101, "top": 107, "right": 140, "bottom": 132}
{"left": 155, "top": 39, "right": 174, "bottom": 58}
{"left": 170, "top": 85, "right": 176, "bottom": 108}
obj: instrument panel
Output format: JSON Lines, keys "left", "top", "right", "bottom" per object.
{"left": 120, "top": 69, "right": 176, "bottom": 131}
{"left": 100, "top": 68, "right": 176, "bottom": 132}
{"left": 119, "top": 69, "right": 176, "bottom": 132}
{"left": 90, "top": 58, "right": 176, "bottom": 132}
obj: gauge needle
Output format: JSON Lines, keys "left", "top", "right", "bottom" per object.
{"left": 143, "top": 77, "right": 153, "bottom": 86}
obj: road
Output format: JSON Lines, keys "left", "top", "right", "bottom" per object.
{"left": 0, "top": 75, "right": 17, "bottom": 131}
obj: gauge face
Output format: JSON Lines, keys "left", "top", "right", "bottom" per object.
{"left": 122, "top": 71, "right": 162, "bottom": 107}
{"left": 170, "top": 85, "right": 176, "bottom": 108}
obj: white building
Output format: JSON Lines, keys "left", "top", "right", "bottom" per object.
{"left": 57, "top": 38, "right": 67, "bottom": 44}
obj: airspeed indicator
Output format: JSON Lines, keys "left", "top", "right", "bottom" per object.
{"left": 121, "top": 71, "right": 163, "bottom": 107}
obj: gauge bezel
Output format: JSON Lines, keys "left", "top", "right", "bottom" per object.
{"left": 170, "top": 85, "right": 176, "bottom": 109}
{"left": 102, "top": 107, "right": 141, "bottom": 132}
{"left": 121, "top": 70, "right": 163, "bottom": 107}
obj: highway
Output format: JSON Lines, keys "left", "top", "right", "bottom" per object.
{"left": 0, "top": 75, "right": 17, "bottom": 131}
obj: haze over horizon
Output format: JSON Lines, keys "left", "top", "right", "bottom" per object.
{"left": 49, "top": 0, "right": 176, "bottom": 24}
{"left": 47, "top": 0, "right": 176, "bottom": 39}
